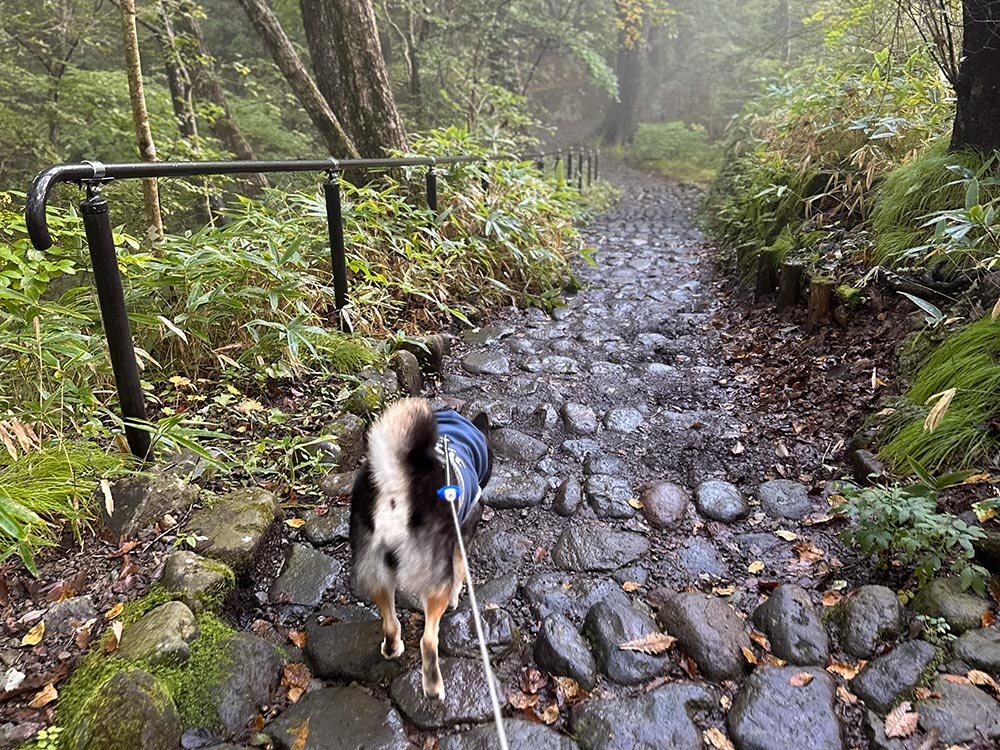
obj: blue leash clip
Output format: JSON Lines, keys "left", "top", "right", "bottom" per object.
{"left": 438, "top": 485, "right": 461, "bottom": 503}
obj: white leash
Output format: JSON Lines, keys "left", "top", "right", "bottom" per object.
{"left": 440, "top": 437, "right": 509, "bottom": 750}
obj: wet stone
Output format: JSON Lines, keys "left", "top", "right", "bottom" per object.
{"left": 694, "top": 480, "right": 748, "bottom": 523}
{"left": 320, "top": 470, "right": 355, "bottom": 500}
{"left": 440, "top": 607, "right": 516, "bottom": 659}
{"left": 492, "top": 428, "right": 548, "bottom": 462}
{"left": 212, "top": 632, "right": 283, "bottom": 734}
{"left": 302, "top": 506, "right": 350, "bottom": 545}
{"left": 584, "top": 475, "right": 635, "bottom": 519}
{"left": 952, "top": 624, "right": 1000, "bottom": 671}
{"left": 268, "top": 543, "right": 341, "bottom": 608}
{"left": 439, "top": 719, "right": 579, "bottom": 750}
{"left": 561, "top": 439, "right": 601, "bottom": 460}
{"left": 676, "top": 538, "right": 728, "bottom": 579}
{"left": 570, "top": 682, "right": 714, "bottom": 750}
{"left": 304, "top": 613, "right": 405, "bottom": 683}
{"left": 70, "top": 670, "right": 181, "bottom": 750}
{"left": 658, "top": 592, "right": 751, "bottom": 681}
{"left": 534, "top": 403, "right": 559, "bottom": 429}
{"left": 388, "top": 349, "right": 423, "bottom": 395}
{"left": 268, "top": 686, "right": 411, "bottom": 750}
{"left": 470, "top": 528, "right": 532, "bottom": 567}
{"left": 604, "top": 408, "right": 644, "bottom": 433}
{"left": 44, "top": 596, "right": 97, "bottom": 635}
{"left": 639, "top": 482, "right": 689, "bottom": 529}
{"left": 850, "top": 640, "right": 937, "bottom": 714}
{"left": 833, "top": 585, "right": 905, "bottom": 659}
{"left": 101, "top": 474, "right": 199, "bottom": 539}
{"left": 523, "top": 573, "right": 629, "bottom": 623}
{"left": 320, "top": 413, "right": 367, "bottom": 469}
{"left": 727, "top": 667, "right": 843, "bottom": 750}
{"left": 583, "top": 454, "right": 625, "bottom": 476}
{"left": 916, "top": 675, "right": 1000, "bottom": 744}
{"left": 756, "top": 480, "right": 812, "bottom": 520}
{"left": 116, "top": 601, "right": 198, "bottom": 667}
{"left": 457, "top": 574, "right": 518, "bottom": 611}
{"left": 186, "top": 487, "right": 280, "bottom": 572}
{"left": 552, "top": 524, "right": 649, "bottom": 572}
{"left": 553, "top": 478, "right": 583, "bottom": 517}
{"left": 561, "top": 403, "right": 599, "bottom": 435}
{"left": 390, "top": 658, "right": 498, "bottom": 729}
{"left": 751, "top": 585, "right": 829, "bottom": 666}
{"left": 912, "top": 577, "right": 991, "bottom": 634}
{"left": 462, "top": 351, "right": 510, "bottom": 376}
{"left": 614, "top": 566, "right": 649, "bottom": 586}
{"left": 584, "top": 599, "right": 668, "bottom": 685}
{"left": 534, "top": 614, "right": 598, "bottom": 690}
{"left": 160, "top": 552, "right": 234, "bottom": 614}
{"left": 483, "top": 471, "right": 548, "bottom": 509}
{"left": 541, "top": 355, "right": 579, "bottom": 374}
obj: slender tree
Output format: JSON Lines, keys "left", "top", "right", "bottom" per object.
{"left": 119, "top": 0, "right": 165, "bottom": 240}
{"left": 299, "top": 0, "right": 407, "bottom": 156}
{"left": 600, "top": 0, "right": 645, "bottom": 145}
{"left": 950, "top": 0, "right": 1000, "bottom": 153}
{"left": 235, "top": 0, "right": 359, "bottom": 157}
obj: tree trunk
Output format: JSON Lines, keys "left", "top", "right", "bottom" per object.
{"left": 808, "top": 278, "right": 834, "bottom": 328}
{"left": 778, "top": 0, "right": 792, "bottom": 64}
{"left": 600, "top": 3, "right": 643, "bottom": 145}
{"left": 236, "top": 0, "right": 359, "bottom": 158}
{"left": 777, "top": 261, "right": 804, "bottom": 310}
{"left": 299, "top": 0, "right": 407, "bottom": 157}
{"left": 119, "top": 0, "right": 165, "bottom": 241}
{"left": 950, "top": 0, "right": 1000, "bottom": 153}
{"left": 176, "top": 5, "right": 269, "bottom": 191}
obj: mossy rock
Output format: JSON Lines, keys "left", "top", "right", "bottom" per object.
{"left": 160, "top": 551, "right": 235, "bottom": 613}
{"left": 69, "top": 670, "right": 181, "bottom": 750}
{"left": 185, "top": 488, "right": 280, "bottom": 572}
{"left": 115, "top": 601, "right": 198, "bottom": 666}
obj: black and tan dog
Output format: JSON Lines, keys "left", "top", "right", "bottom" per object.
{"left": 349, "top": 398, "right": 492, "bottom": 699}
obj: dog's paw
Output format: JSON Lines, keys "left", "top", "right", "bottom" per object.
{"left": 381, "top": 638, "right": 405, "bottom": 659}
{"left": 422, "top": 674, "right": 446, "bottom": 701}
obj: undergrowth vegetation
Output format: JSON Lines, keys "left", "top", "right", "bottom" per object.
{"left": 622, "top": 121, "right": 721, "bottom": 183}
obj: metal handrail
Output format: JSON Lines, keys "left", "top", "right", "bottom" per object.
{"left": 23, "top": 146, "right": 599, "bottom": 458}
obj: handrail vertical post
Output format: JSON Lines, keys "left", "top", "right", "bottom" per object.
{"left": 555, "top": 151, "right": 562, "bottom": 183}
{"left": 587, "top": 150, "right": 593, "bottom": 186}
{"left": 535, "top": 155, "right": 544, "bottom": 172}
{"left": 426, "top": 163, "right": 438, "bottom": 215}
{"left": 323, "top": 168, "right": 349, "bottom": 331}
{"left": 80, "top": 181, "right": 151, "bottom": 460}
{"left": 566, "top": 149, "right": 573, "bottom": 181}
{"left": 594, "top": 149, "right": 600, "bottom": 180}
{"left": 577, "top": 151, "right": 584, "bottom": 191}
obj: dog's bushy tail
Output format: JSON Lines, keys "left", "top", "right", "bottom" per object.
{"left": 368, "top": 398, "right": 438, "bottom": 482}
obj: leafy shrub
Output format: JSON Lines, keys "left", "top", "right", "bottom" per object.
{"left": 834, "top": 479, "right": 988, "bottom": 593}
{"left": 627, "top": 121, "right": 721, "bottom": 183}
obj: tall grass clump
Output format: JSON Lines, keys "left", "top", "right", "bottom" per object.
{"left": 626, "top": 121, "right": 721, "bottom": 183}
{"left": 879, "top": 317, "right": 1000, "bottom": 471}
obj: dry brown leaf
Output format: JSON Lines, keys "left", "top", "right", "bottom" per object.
{"left": 21, "top": 620, "right": 45, "bottom": 646}
{"left": 713, "top": 585, "right": 736, "bottom": 596}
{"left": 281, "top": 662, "right": 311, "bottom": 704}
{"left": 774, "top": 529, "right": 798, "bottom": 541}
{"left": 537, "top": 702, "right": 560, "bottom": 725}
{"left": 288, "top": 718, "right": 310, "bottom": 750}
{"left": 821, "top": 591, "right": 843, "bottom": 607}
{"left": 741, "top": 646, "right": 758, "bottom": 665}
{"left": 944, "top": 674, "right": 971, "bottom": 685}
{"left": 621, "top": 581, "right": 642, "bottom": 593}
{"left": 508, "top": 690, "right": 539, "bottom": 710}
{"left": 793, "top": 541, "right": 825, "bottom": 563}
{"left": 884, "top": 701, "right": 919, "bottom": 739}
{"left": 703, "top": 727, "right": 736, "bottom": 750}
{"left": 28, "top": 683, "right": 58, "bottom": 709}
{"left": 100, "top": 479, "right": 114, "bottom": 516}
{"left": 827, "top": 660, "right": 861, "bottom": 680}
{"left": 747, "top": 560, "right": 765, "bottom": 575}
{"left": 924, "top": 388, "right": 957, "bottom": 433}
{"left": 789, "top": 672, "right": 814, "bottom": 687}
{"left": 104, "top": 602, "right": 124, "bottom": 620}
{"left": 914, "top": 687, "right": 940, "bottom": 700}
{"left": 732, "top": 441, "right": 745, "bottom": 455}
{"left": 554, "top": 676, "right": 586, "bottom": 703}
{"left": 103, "top": 620, "right": 124, "bottom": 654}
{"left": 982, "top": 611, "right": 997, "bottom": 628}
{"left": 520, "top": 666, "right": 546, "bottom": 694}
{"left": 968, "top": 670, "right": 1000, "bottom": 694}
{"left": 749, "top": 630, "right": 771, "bottom": 651}
{"left": 289, "top": 630, "right": 307, "bottom": 648}
{"left": 619, "top": 632, "right": 676, "bottom": 655}
{"left": 720, "top": 694, "right": 732, "bottom": 710}
{"left": 284, "top": 518, "right": 306, "bottom": 529}
{"left": 837, "top": 686, "right": 858, "bottom": 705}
{"left": 627, "top": 498, "right": 644, "bottom": 510}
{"left": 762, "top": 654, "right": 787, "bottom": 667}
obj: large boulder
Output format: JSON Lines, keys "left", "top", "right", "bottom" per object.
{"left": 69, "top": 671, "right": 181, "bottom": 750}
{"left": 584, "top": 475, "right": 635, "bottom": 519}
{"left": 751, "top": 585, "right": 829, "bottom": 666}
{"left": 185, "top": 488, "right": 280, "bottom": 572}
{"left": 756, "top": 480, "right": 812, "bottom": 520}
{"left": 727, "top": 667, "right": 843, "bottom": 750}
{"left": 268, "top": 686, "right": 411, "bottom": 750}
{"left": 638, "top": 482, "right": 689, "bottom": 529}
{"left": 694, "top": 480, "right": 748, "bottom": 523}
{"left": 101, "top": 475, "right": 198, "bottom": 538}
{"left": 952, "top": 624, "right": 1000, "bottom": 671}
{"left": 534, "top": 614, "right": 598, "bottom": 690}
{"left": 832, "top": 586, "right": 905, "bottom": 658}
{"left": 658, "top": 592, "right": 751, "bottom": 680}
{"left": 849, "top": 640, "right": 937, "bottom": 714}
{"left": 583, "top": 599, "right": 668, "bottom": 685}
{"left": 551, "top": 525, "right": 649, "bottom": 572}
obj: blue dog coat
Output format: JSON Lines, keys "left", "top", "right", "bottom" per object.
{"left": 434, "top": 409, "right": 489, "bottom": 523}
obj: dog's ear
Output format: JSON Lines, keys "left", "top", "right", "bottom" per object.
{"left": 471, "top": 411, "right": 491, "bottom": 438}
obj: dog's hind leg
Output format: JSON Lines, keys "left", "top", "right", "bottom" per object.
{"left": 449, "top": 546, "right": 465, "bottom": 610}
{"left": 372, "top": 587, "right": 404, "bottom": 659}
{"left": 420, "top": 585, "right": 451, "bottom": 700}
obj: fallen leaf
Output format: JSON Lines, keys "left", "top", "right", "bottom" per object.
{"left": 21, "top": 620, "right": 44, "bottom": 646}
{"left": 627, "top": 498, "right": 644, "bottom": 510}
{"left": 100, "top": 479, "right": 114, "bottom": 516}
{"left": 749, "top": 630, "right": 771, "bottom": 651}
{"left": 914, "top": 687, "right": 940, "bottom": 700}
{"left": 827, "top": 660, "right": 861, "bottom": 680}
{"left": 284, "top": 518, "right": 306, "bottom": 529}
{"left": 533, "top": 547, "right": 548, "bottom": 564}
{"left": 28, "top": 683, "right": 58, "bottom": 708}
{"left": 520, "top": 666, "right": 545, "bottom": 694}
{"left": 761, "top": 654, "right": 787, "bottom": 667}
{"left": 621, "top": 581, "right": 642, "bottom": 593}
{"left": 837, "top": 686, "right": 858, "bottom": 705}
{"left": 944, "top": 674, "right": 971, "bottom": 685}
{"left": 554, "top": 676, "right": 585, "bottom": 703}
{"left": 508, "top": 690, "right": 539, "bottom": 710}
{"left": 619, "top": 632, "right": 676, "bottom": 655}
{"left": 681, "top": 655, "right": 699, "bottom": 679}
{"left": 282, "top": 663, "right": 311, "bottom": 704}
{"left": 775, "top": 443, "right": 790, "bottom": 459}
{"left": 884, "top": 701, "right": 919, "bottom": 739}
{"left": 104, "top": 602, "right": 125, "bottom": 620}
{"left": 747, "top": 561, "right": 765, "bottom": 574}
{"left": 793, "top": 541, "right": 825, "bottom": 563}
{"left": 982, "top": 611, "right": 997, "bottom": 628}
{"left": 103, "top": 620, "right": 124, "bottom": 654}
{"left": 821, "top": 591, "right": 843, "bottom": 607}
{"left": 968, "top": 670, "right": 1000, "bottom": 695}
{"left": 719, "top": 694, "right": 732, "bottom": 710}
{"left": 713, "top": 585, "right": 736, "bottom": 596}
{"left": 774, "top": 529, "right": 798, "bottom": 541}
{"left": 288, "top": 717, "right": 310, "bottom": 750}
{"left": 924, "top": 388, "right": 957, "bottom": 433}
{"left": 732, "top": 441, "right": 745, "bottom": 455}
{"left": 536, "top": 702, "right": 559, "bottom": 725}
{"left": 289, "top": 630, "right": 307, "bottom": 648}
{"left": 740, "top": 646, "right": 757, "bottom": 665}
{"left": 789, "top": 672, "right": 814, "bottom": 687}
{"left": 703, "top": 727, "right": 736, "bottom": 750}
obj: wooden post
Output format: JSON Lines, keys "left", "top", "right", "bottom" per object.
{"left": 754, "top": 259, "right": 778, "bottom": 300}
{"left": 777, "top": 261, "right": 804, "bottom": 310}
{"left": 808, "top": 278, "right": 835, "bottom": 328}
